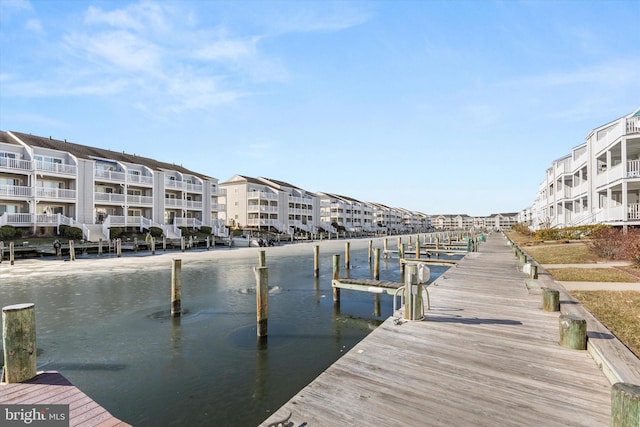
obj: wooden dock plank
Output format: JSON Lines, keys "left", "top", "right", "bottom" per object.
{"left": 261, "top": 234, "right": 621, "bottom": 427}
{"left": 0, "top": 371, "right": 130, "bottom": 427}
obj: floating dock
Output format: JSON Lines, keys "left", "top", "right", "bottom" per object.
{"left": 260, "top": 233, "right": 630, "bottom": 426}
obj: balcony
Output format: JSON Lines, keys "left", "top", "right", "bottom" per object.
{"left": 627, "top": 116, "right": 640, "bottom": 134}
{"left": 36, "top": 187, "right": 76, "bottom": 201}
{"left": 185, "top": 182, "right": 203, "bottom": 193}
{"left": 185, "top": 200, "right": 203, "bottom": 209}
{"left": 248, "top": 205, "right": 278, "bottom": 213}
{"left": 36, "top": 161, "right": 76, "bottom": 176}
{"left": 127, "top": 195, "right": 153, "bottom": 206}
{"left": 628, "top": 160, "right": 640, "bottom": 178}
{"left": 95, "top": 192, "right": 126, "bottom": 204}
{"left": 629, "top": 203, "right": 640, "bottom": 220}
{"left": 0, "top": 157, "right": 31, "bottom": 172}
{"left": 127, "top": 173, "right": 154, "bottom": 186}
{"left": 165, "top": 198, "right": 185, "bottom": 208}
{"left": 95, "top": 169, "right": 126, "bottom": 182}
{"left": 0, "top": 184, "right": 32, "bottom": 198}
{"left": 248, "top": 191, "right": 278, "bottom": 201}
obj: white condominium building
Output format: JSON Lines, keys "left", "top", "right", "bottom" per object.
{"left": 530, "top": 107, "right": 640, "bottom": 230}
{"left": 0, "top": 131, "right": 226, "bottom": 241}
{"left": 219, "top": 175, "right": 321, "bottom": 234}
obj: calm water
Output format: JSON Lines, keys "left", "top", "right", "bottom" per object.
{"left": 0, "top": 240, "right": 452, "bottom": 426}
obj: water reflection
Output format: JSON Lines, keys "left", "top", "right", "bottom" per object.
{"left": 0, "top": 243, "right": 454, "bottom": 426}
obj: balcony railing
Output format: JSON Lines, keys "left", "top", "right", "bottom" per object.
{"left": 0, "top": 157, "right": 31, "bottom": 172}
{"left": 626, "top": 116, "right": 640, "bottom": 134}
{"left": 127, "top": 174, "right": 154, "bottom": 185}
{"left": 0, "top": 185, "right": 32, "bottom": 197}
{"left": 628, "top": 160, "right": 640, "bottom": 178}
{"left": 35, "top": 161, "right": 76, "bottom": 176}
{"left": 95, "top": 169, "right": 126, "bottom": 182}
{"left": 185, "top": 200, "right": 203, "bottom": 209}
{"left": 127, "top": 195, "right": 153, "bottom": 205}
{"left": 165, "top": 198, "right": 185, "bottom": 208}
{"left": 185, "top": 182, "right": 203, "bottom": 193}
{"left": 36, "top": 187, "right": 76, "bottom": 200}
{"left": 95, "top": 192, "right": 126, "bottom": 203}
{"left": 629, "top": 203, "right": 640, "bottom": 220}
{"left": 247, "top": 191, "right": 278, "bottom": 200}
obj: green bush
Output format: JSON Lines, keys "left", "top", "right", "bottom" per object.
{"left": 200, "top": 226, "right": 212, "bottom": 235}
{"left": 0, "top": 225, "right": 16, "bottom": 240}
{"left": 109, "top": 227, "right": 125, "bottom": 239}
{"left": 59, "top": 224, "right": 84, "bottom": 240}
{"left": 149, "top": 226, "right": 164, "bottom": 238}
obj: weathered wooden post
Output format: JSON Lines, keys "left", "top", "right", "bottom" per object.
{"left": 0, "top": 241, "right": 4, "bottom": 263}
{"left": 542, "top": 288, "right": 560, "bottom": 311}
{"left": 254, "top": 266, "right": 268, "bottom": 337}
{"left": 374, "top": 248, "right": 380, "bottom": 280}
{"left": 98, "top": 238, "right": 103, "bottom": 256}
{"left": 530, "top": 264, "right": 538, "bottom": 279}
{"left": 2, "top": 303, "right": 36, "bottom": 383}
{"left": 116, "top": 238, "right": 122, "bottom": 257}
{"left": 404, "top": 264, "right": 422, "bottom": 320}
{"left": 368, "top": 240, "right": 373, "bottom": 265}
{"left": 181, "top": 236, "right": 185, "bottom": 252}
{"left": 314, "top": 245, "right": 320, "bottom": 278}
{"left": 258, "top": 250, "right": 266, "bottom": 268}
{"left": 397, "top": 237, "right": 401, "bottom": 254}
{"left": 345, "top": 242, "right": 350, "bottom": 269}
{"left": 206, "top": 236, "right": 210, "bottom": 250}
{"left": 133, "top": 237, "right": 139, "bottom": 252}
{"left": 69, "top": 239, "right": 76, "bottom": 261}
{"left": 332, "top": 254, "right": 340, "bottom": 304}
{"left": 163, "top": 236, "right": 167, "bottom": 251}
{"left": 611, "top": 383, "right": 640, "bottom": 427}
{"left": 559, "top": 313, "right": 586, "bottom": 350}
{"left": 383, "top": 238, "right": 388, "bottom": 258}
{"left": 9, "top": 241, "right": 15, "bottom": 265}
{"left": 373, "top": 294, "right": 380, "bottom": 317}
{"left": 151, "top": 237, "right": 156, "bottom": 255}
{"left": 171, "top": 259, "right": 182, "bottom": 317}
{"left": 416, "top": 238, "right": 421, "bottom": 259}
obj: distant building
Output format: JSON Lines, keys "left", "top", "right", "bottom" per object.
{"left": 530, "top": 107, "right": 640, "bottom": 230}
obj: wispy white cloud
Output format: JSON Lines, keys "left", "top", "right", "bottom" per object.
{"left": 24, "top": 18, "right": 42, "bottom": 34}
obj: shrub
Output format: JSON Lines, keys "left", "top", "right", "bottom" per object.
{"left": 0, "top": 225, "right": 16, "bottom": 240}
{"left": 621, "top": 229, "right": 640, "bottom": 268}
{"left": 587, "top": 227, "right": 623, "bottom": 260}
{"left": 109, "top": 227, "right": 125, "bottom": 239}
{"left": 59, "top": 224, "right": 84, "bottom": 240}
{"left": 149, "top": 226, "right": 164, "bottom": 238}
{"left": 200, "top": 226, "right": 212, "bottom": 235}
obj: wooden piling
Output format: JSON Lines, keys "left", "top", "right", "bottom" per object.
{"left": 116, "top": 238, "right": 122, "bottom": 257}
{"left": 9, "top": 241, "right": 15, "bottom": 265}
{"left": 345, "top": 242, "right": 350, "bottom": 269}
{"left": 171, "top": 259, "right": 182, "bottom": 317}
{"left": 531, "top": 264, "right": 538, "bottom": 279}
{"left": 373, "top": 294, "right": 380, "bottom": 317}
{"left": 0, "top": 241, "right": 3, "bottom": 263}
{"left": 559, "top": 313, "right": 586, "bottom": 350}
{"left": 404, "top": 264, "right": 422, "bottom": 320}
{"left": 163, "top": 236, "right": 167, "bottom": 251}
{"left": 332, "top": 255, "right": 340, "bottom": 303}
{"left": 255, "top": 266, "right": 268, "bottom": 337}
{"left": 259, "top": 250, "right": 266, "bottom": 268}
{"left": 374, "top": 248, "right": 380, "bottom": 280}
{"left": 383, "top": 238, "right": 388, "bottom": 258}
{"left": 368, "top": 240, "right": 373, "bottom": 265}
{"left": 151, "top": 237, "right": 156, "bottom": 255}
{"left": 181, "top": 236, "right": 185, "bottom": 252}
{"left": 611, "top": 383, "right": 640, "bottom": 427}
{"left": 542, "top": 288, "right": 560, "bottom": 312}
{"left": 69, "top": 240, "right": 76, "bottom": 261}
{"left": 314, "top": 245, "right": 320, "bottom": 278}
{"left": 416, "top": 238, "right": 421, "bottom": 259}
{"left": 2, "top": 303, "right": 36, "bottom": 383}
{"left": 98, "top": 238, "right": 103, "bottom": 256}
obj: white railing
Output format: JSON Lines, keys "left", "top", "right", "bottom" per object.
{"left": 127, "top": 195, "right": 153, "bottom": 205}
{"left": 0, "top": 185, "right": 32, "bottom": 197}
{"left": 95, "top": 169, "right": 126, "bottom": 182}
{"left": 185, "top": 200, "right": 203, "bottom": 209}
{"left": 628, "top": 160, "right": 640, "bottom": 178}
{"left": 627, "top": 116, "right": 640, "bottom": 134}
{"left": 165, "top": 179, "right": 184, "bottom": 189}
{"left": 35, "top": 161, "right": 76, "bottom": 175}
{"left": 127, "top": 174, "right": 154, "bottom": 185}
{"left": 175, "top": 217, "right": 203, "bottom": 228}
{"left": 629, "top": 204, "right": 640, "bottom": 220}
{"left": 95, "top": 192, "right": 126, "bottom": 203}
{"left": 0, "top": 157, "right": 31, "bottom": 171}
{"left": 36, "top": 187, "right": 76, "bottom": 200}
{"left": 247, "top": 191, "right": 278, "bottom": 200}
{"left": 185, "top": 182, "right": 203, "bottom": 192}
{"left": 165, "top": 198, "right": 185, "bottom": 207}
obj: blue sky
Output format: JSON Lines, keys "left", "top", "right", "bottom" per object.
{"left": 1, "top": 0, "right": 638, "bottom": 216}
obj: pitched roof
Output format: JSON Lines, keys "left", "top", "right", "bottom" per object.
{"left": 7, "top": 131, "right": 216, "bottom": 181}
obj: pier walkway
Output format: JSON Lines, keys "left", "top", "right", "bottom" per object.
{"left": 0, "top": 371, "right": 130, "bottom": 426}
{"left": 260, "top": 234, "right": 629, "bottom": 427}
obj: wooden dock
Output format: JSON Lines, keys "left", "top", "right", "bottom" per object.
{"left": 260, "top": 233, "right": 625, "bottom": 427}
{"left": 0, "top": 371, "right": 130, "bottom": 426}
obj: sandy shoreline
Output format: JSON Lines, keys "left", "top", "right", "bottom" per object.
{"left": 0, "top": 236, "right": 396, "bottom": 279}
